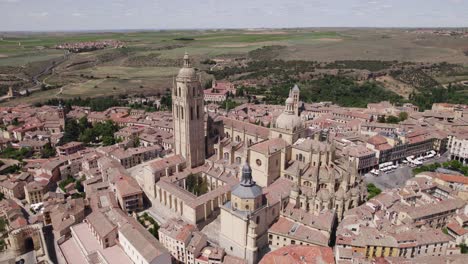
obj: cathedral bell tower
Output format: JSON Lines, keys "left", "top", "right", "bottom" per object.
{"left": 172, "top": 52, "right": 205, "bottom": 168}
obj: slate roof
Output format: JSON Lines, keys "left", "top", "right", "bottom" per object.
{"left": 231, "top": 183, "right": 263, "bottom": 199}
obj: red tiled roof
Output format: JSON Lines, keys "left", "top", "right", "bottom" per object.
{"left": 250, "top": 138, "right": 288, "bottom": 155}
{"left": 259, "top": 245, "right": 334, "bottom": 264}
{"left": 447, "top": 221, "right": 467, "bottom": 236}
{"left": 437, "top": 174, "right": 468, "bottom": 185}
{"left": 367, "top": 135, "right": 387, "bottom": 145}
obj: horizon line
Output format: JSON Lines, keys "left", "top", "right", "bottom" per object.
{"left": 1, "top": 26, "right": 468, "bottom": 34}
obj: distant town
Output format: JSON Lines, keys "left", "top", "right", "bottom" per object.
{"left": 0, "top": 52, "right": 466, "bottom": 264}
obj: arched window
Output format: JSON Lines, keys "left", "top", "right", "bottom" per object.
{"left": 190, "top": 107, "right": 193, "bottom": 120}
{"left": 180, "top": 107, "right": 184, "bottom": 119}
{"left": 193, "top": 86, "right": 195, "bottom": 96}
{"left": 245, "top": 204, "right": 249, "bottom": 210}
{"left": 236, "top": 135, "right": 241, "bottom": 142}
{"left": 224, "top": 152, "right": 229, "bottom": 160}
{"left": 299, "top": 154, "right": 303, "bottom": 161}
{"left": 178, "top": 87, "right": 181, "bottom": 97}
{"left": 235, "top": 157, "right": 241, "bottom": 164}
{"left": 256, "top": 216, "right": 260, "bottom": 224}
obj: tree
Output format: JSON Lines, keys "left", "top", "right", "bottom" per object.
{"left": 185, "top": 174, "right": 208, "bottom": 196}
{"left": 75, "top": 180, "right": 84, "bottom": 193}
{"left": 41, "top": 143, "right": 56, "bottom": 158}
{"left": 102, "top": 135, "right": 115, "bottom": 146}
{"left": 385, "top": 115, "right": 400, "bottom": 124}
{"left": 160, "top": 94, "right": 172, "bottom": 110}
{"left": 133, "top": 136, "right": 141, "bottom": 147}
{"left": 377, "top": 116, "right": 386, "bottom": 123}
{"left": 220, "top": 99, "right": 240, "bottom": 111}
{"left": 151, "top": 222, "right": 160, "bottom": 239}
{"left": 204, "top": 79, "right": 213, "bottom": 89}
{"left": 61, "top": 119, "right": 82, "bottom": 144}
{"left": 398, "top": 112, "right": 408, "bottom": 122}
{"left": 11, "top": 117, "right": 19, "bottom": 126}
{"left": 77, "top": 120, "right": 119, "bottom": 145}
{"left": 460, "top": 243, "right": 468, "bottom": 254}
{"left": 59, "top": 177, "right": 75, "bottom": 192}
{"left": 237, "top": 87, "right": 245, "bottom": 97}
{"left": 78, "top": 116, "right": 91, "bottom": 131}
{"left": 0, "top": 147, "right": 32, "bottom": 161}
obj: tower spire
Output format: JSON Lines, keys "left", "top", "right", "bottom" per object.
{"left": 183, "top": 51, "right": 190, "bottom": 68}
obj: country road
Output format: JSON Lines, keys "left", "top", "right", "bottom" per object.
{"left": 18, "top": 54, "right": 70, "bottom": 95}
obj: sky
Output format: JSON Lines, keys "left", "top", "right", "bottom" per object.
{"left": 1, "top": 0, "right": 468, "bottom": 31}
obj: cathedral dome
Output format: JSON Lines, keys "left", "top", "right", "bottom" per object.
{"left": 275, "top": 96, "right": 302, "bottom": 131}
{"left": 177, "top": 67, "right": 196, "bottom": 79}
{"left": 232, "top": 184, "right": 263, "bottom": 199}
{"left": 177, "top": 52, "right": 197, "bottom": 79}
{"left": 232, "top": 162, "right": 262, "bottom": 199}
{"left": 275, "top": 112, "right": 302, "bottom": 131}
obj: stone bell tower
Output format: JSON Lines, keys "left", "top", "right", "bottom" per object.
{"left": 172, "top": 52, "right": 205, "bottom": 168}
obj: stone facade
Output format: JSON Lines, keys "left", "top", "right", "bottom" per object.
{"left": 173, "top": 52, "right": 205, "bottom": 168}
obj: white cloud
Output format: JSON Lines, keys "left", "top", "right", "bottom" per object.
{"left": 0, "top": 0, "right": 21, "bottom": 3}
{"left": 72, "top": 12, "right": 82, "bottom": 17}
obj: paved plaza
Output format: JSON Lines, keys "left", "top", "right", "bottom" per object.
{"left": 364, "top": 152, "right": 450, "bottom": 190}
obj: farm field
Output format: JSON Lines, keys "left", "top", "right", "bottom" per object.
{"left": 1, "top": 28, "right": 468, "bottom": 105}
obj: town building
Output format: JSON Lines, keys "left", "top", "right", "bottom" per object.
{"left": 24, "top": 181, "right": 47, "bottom": 204}
{"left": 334, "top": 176, "right": 466, "bottom": 263}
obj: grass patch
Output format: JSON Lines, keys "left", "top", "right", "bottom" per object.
{"left": 367, "top": 183, "right": 382, "bottom": 200}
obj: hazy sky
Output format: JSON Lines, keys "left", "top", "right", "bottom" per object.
{"left": 1, "top": 0, "right": 467, "bottom": 31}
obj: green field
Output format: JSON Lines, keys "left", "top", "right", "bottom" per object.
{"left": 3, "top": 29, "right": 465, "bottom": 64}
{"left": 1, "top": 28, "right": 467, "bottom": 105}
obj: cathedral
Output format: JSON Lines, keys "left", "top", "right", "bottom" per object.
{"left": 217, "top": 80, "right": 365, "bottom": 263}
{"left": 136, "top": 53, "right": 366, "bottom": 264}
